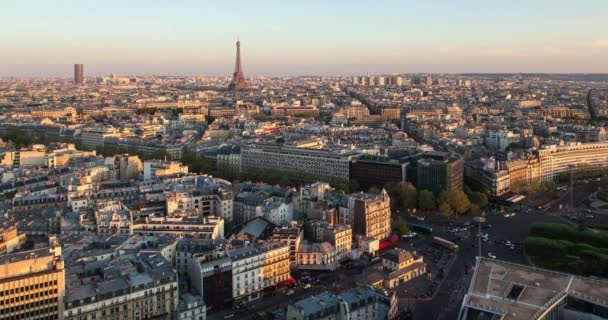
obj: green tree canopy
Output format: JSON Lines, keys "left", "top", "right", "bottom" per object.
{"left": 393, "top": 216, "right": 409, "bottom": 235}
{"left": 439, "top": 190, "right": 471, "bottom": 215}
{"left": 418, "top": 189, "right": 436, "bottom": 212}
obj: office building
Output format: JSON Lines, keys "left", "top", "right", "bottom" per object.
{"left": 81, "top": 126, "right": 119, "bottom": 150}
{"left": 241, "top": 144, "right": 356, "bottom": 183}
{"left": 350, "top": 156, "right": 407, "bottom": 190}
{"left": 408, "top": 151, "right": 464, "bottom": 196}
{"left": 537, "top": 142, "right": 608, "bottom": 181}
{"left": 0, "top": 238, "right": 65, "bottom": 320}
{"left": 74, "top": 64, "right": 84, "bottom": 84}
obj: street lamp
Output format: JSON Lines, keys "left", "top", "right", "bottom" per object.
{"left": 473, "top": 214, "right": 486, "bottom": 258}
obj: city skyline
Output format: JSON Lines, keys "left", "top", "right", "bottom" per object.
{"left": 2, "top": 0, "right": 608, "bottom": 77}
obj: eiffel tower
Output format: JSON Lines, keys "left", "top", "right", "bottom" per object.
{"left": 228, "top": 39, "right": 250, "bottom": 91}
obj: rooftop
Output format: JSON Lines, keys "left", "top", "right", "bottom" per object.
{"left": 461, "top": 258, "right": 608, "bottom": 320}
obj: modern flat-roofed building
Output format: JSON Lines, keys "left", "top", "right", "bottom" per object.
{"left": 143, "top": 160, "right": 188, "bottom": 180}
{"left": 132, "top": 215, "right": 224, "bottom": 240}
{"left": 458, "top": 257, "right": 608, "bottom": 320}
{"left": 536, "top": 142, "right": 608, "bottom": 181}
{"left": 407, "top": 151, "right": 464, "bottom": 196}
{"left": 0, "top": 238, "right": 65, "bottom": 320}
{"left": 240, "top": 144, "right": 356, "bottom": 183}
{"left": 81, "top": 126, "right": 119, "bottom": 149}
{"left": 350, "top": 156, "right": 407, "bottom": 191}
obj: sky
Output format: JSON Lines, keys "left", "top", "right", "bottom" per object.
{"left": 1, "top": 0, "right": 608, "bottom": 77}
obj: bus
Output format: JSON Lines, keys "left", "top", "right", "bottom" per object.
{"left": 410, "top": 224, "right": 433, "bottom": 234}
{"left": 433, "top": 236, "right": 459, "bottom": 251}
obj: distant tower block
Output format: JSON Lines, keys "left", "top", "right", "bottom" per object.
{"left": 227, "top": 40, "right": 249, "bottom": 91}
{"left": 74, "top": 64, "right": 84, "bottom": 84}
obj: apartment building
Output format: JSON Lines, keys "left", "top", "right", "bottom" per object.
{"left": 344, "top": 191, "right": 391, "bottom": 241}
{"left": 271, "top": 221, "right": 303, "bottom": 266}
{"left": 63, "top": 252, "right": 178, "bottom": 320}
{"left": 0, "top": 227, "right": 26, "bottom": 254}
{"left": 287, "top": 287, "right": 398, "bottom": 320}
{"left": 305, "top": 221, "right": 352, "bottom": 261}
{"left": 143, "top": 160, "right": 188, "bottom": 180}
{"left": 132, "top": 216, "right": 224, "bottom": 240}
{"left": 229, "top": 243, "right": 290, "bottom": 303}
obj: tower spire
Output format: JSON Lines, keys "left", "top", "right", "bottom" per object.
{"left": 228, "top": 39, "right": 249, "bottom": 91}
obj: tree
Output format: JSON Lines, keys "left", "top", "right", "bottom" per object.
{"left": 348, "top": 179, "right": 361, "bottom": 193}
{"left": 368, "top": 186, "right": 380, "bottom": 194}
{"left": 205, "top": 115, "right": 216, "bottom": 126}
{"left": 402, "top": 182, "right": 418, "bottom": 210}
{"left": 418, "top": 190, "right": 436, "bottom": 214}
{"left": 384, "top": 182, "right": 402, "bottom": 207}
{"left": 393, "top": 216, "right": 409, "bottom": 235}
{"left": 240, "top": 167, "right": 259, "bottom": 182}
{"left": 440, "top": 190, "right": 471, "bottom": 215}
{"left": 469, "top": 191, "right": 488, "bottom": 208}
{"left": 438, "top": 202, "right": 453, "bottom": 216}
{"left": 452, "top": 191, "right": 471, "bottom": 215}
{"left": 181, "top": 152, "right": 215, "bottom": 174}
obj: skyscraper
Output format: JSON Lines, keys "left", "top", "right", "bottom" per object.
{"left": 74, "top": 63, "right": 84, "bottom": 84}
{"left": 228, "top": 40, "right": 249, "bottom": 91}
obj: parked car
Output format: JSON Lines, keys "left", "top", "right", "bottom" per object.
{"left": 488, "top": 253, "right": 497, "bottom": 259}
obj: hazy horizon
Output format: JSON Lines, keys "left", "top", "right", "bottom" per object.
{"left": 2, "top": 0, "right": 608, "bottom": 77}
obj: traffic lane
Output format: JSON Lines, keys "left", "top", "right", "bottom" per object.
{"left": 409, "top": 235, "right": 476, "bottom": 320}
{"left": 207, "top": 286, "right": 310, "bottom": 320}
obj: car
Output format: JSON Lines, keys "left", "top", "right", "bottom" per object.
{"left": 303, "top": 283, "right": 311, "bottom": 289}
{"left": 585, "top": 214, "right": 594, "bottom": 219}
{"left": 488, "top": 253, "right": 497, "bottom": 259}
{"left": 286, "top": 289, "right": 295, "bottom": 296}
{"left": 503, "top": 213, "right": 510, "bottom": 218}
{"left": 416, "top": 216, "right": 425, "bottom": 221}
{"left": 506, "top": 240, "right": 511, "bottom": 246}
